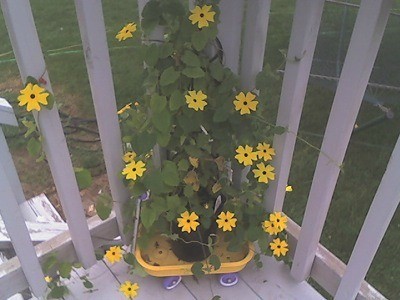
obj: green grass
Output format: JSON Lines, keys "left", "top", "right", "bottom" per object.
{"left": 1, "top": 0, "right": 400, "bottom": 298}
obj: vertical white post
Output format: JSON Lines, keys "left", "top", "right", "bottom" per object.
{"left": 74, "top": 0, "right": 130, "bottom": 244}
{"left": 240, "top": 0, "right": 271, "bottom": 91}
{"left": 0, "top": 109, "right": 46, "bottom": 296}
{"left": 0, "top": 99, "right": 26, "bottom": 205}
{"left": 264, "top": 0, "right": 325, "bottom": 213}
{"left": 291, "top": 0, "right": 393, "bottom": 282}
{"left": 1, "top": 0, "right": 96, "bottom": 267}
{"left": 334, "top": 134, "right": 400, "bottom": 299}
{"left": 218, "top": 0, "right": 245, "bottom": 75}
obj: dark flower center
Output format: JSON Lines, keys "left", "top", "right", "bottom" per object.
{"left": 133, "top": 168, "right": 137, "bottom": 172}
{"left": 225, "top": 219, "right": 229, "bottom": 222}
{"left": 262, "top": 171, "right": 267, "bottom": 175}
{"left": 30, "top": 94, "right": 36, "bottom": 99}
{"left": 193, "top": 99, "right": 197, "bottom": 102}
{"left": 187, "top": 219, "right": 191, "bottom": 223}
{"left": 276, "top": 218, "right": 280, "bottom": 222}
{"left": 243, "top": 101, "right": 248, "bottom": 105}
{"left": 263, "top": 150, "right": 267, "bottom": 152}
{"left": 244, "top": 153, "right": 248, "bottom": 157}
{"left": 112, "top": 252, "right": 115, "bottom": 255}
{"left": 200, "top": 13, "right": 205, "bottom": 17}
{"left": 126, "top": 30, "right": 129, "bottom": 33}
{"left": 128, "top": 287, "right": 132, "bottom": 291}
{"left": 277, "top": 245, "right": 281, "bottom": 248}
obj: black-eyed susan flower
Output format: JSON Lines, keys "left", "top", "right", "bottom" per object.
{"left": 122, "top": 160, "right": 146, "bottom": 181}
{"left": 188, "top": 5, "right": 216, "bottom": 29}
{"left": 177, "top": 211, "right": 200, "bottom": 233}
{"left": 118, "top": 103, "right": 132, "bottom": 115}
{"left": 262, "top": 220, "right": 279, "bottom": 235}
{"left": 256, "top": 143, "right": 275, "bottom": 161}
{"left": 18, "top": 83, "right": 49, "bottom": 112}
{"left": 235, "top": 145, "right": 258, "bottom": 166}
{"left": 233, "top": 92, "right": 258, "bottom": 115}
{"left": 269, "top": 238, "right": 289, "bottom": 257}
{"left": 123, "top": 151, "right": 137, "bottom": 163}
{"left": 216, "top": 211, "right": 237, "bottom": 232}
{"left": 116, "top": 22, "right": 137, "bottom": 41}
{"left": 119, "top": 280, "right": 139, "bottom": 298}
{"left": 269, "top": 212, "right": 287, "bottom": 232}
{"left": 185, "top": 90, "right": 208, "bottom": 111}
{"left": 104, "top": 246, "right": 123, "bottom": 264}
{"left": 252, "top": 162, "right": 275, "bottom": 183}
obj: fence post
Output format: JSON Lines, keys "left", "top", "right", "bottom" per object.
{"left": 264, "top": 0, "right": 325, "bottom": 213}
{"left": 73, "top": 0, "right": 131, "bottom": 244}
{"left": 291, "top": 0, "right": 393, "bottom": 282}
{"left": 0, "top": 0, "right": 96, "bottom": 268}
{"left": 0, "top": 100, "right": 47, "bottom": 297}
{"left": 334, "top": 133, "right": 400, "bottom": 299}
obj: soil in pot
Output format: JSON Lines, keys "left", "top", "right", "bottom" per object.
{"left": 170, "top": 222, "right": 216, "bottom": 262}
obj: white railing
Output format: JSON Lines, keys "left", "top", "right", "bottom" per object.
{"left": 0, "top": 0, "right": 398, "bottom": 299}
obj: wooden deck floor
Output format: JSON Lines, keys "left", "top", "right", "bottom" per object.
{"left": 64, "top": 255, "right": 324, "bottom": 300}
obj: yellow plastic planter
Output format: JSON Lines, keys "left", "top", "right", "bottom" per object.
{"left": 135, "top": 233, "right": 254, "bottom": 277}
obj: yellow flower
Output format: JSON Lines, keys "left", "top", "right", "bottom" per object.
{"left": 233, "top": 92, "right": 258, "bottom": 115}
{"left": 118, "top": 103, "right": 132, "bottom": 114}
{"left": 185, "top": 90, "right": 208, "bottom": 111}
{"left": 18, "top": 83, "right": 49, "bottom": 112}
{"left": 116, "top": 22, "right": 137, "bottom": 41}
{"left": 177, "top": 211, "right": 200, "bottom": 233}
{"left": 119, "top": 281, "right": 139, "bottom": 298}
{"left": 216, "top": 211, "right": 237, "bottom": 232}
{"left": 188, "top": 5, "right": 216, "bottom": 29}
{"left": 286, "top": 185, "right": 293, "bottom": 192}
{"left": 269, "top": 238, "right": 289, "bottom": 257}
{"left": 269, "top": 212, "right": 287, "bottom": 232}
{"left": 104, "top": 246, "right": 123, "bottom": 264}
{"left": 252, "top": 162, "right": 275, "bottom": 183}
{"left": 44, "top": 276, "right": 52, "bottom": 283}
{"left": 235, "top": 145, "right": 258, "bottom": 166}
{"left": 123, "top": 151, "right": 137, "bottom": 163}
{"left": 122, "top": 160, "right": 146, "bottom": 181}
{"left": 256, "top": 143, "right": 275, "bottom": 161}
{"left": 262, "top": 220, "right": 280, "bottom": 235}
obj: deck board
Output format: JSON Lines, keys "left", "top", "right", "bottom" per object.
{"left": 62, "top": 256, "right": 324, "bottom": 300}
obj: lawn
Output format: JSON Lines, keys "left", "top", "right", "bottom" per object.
{"left": 0, "top": 0, "right": 399, "bottom": 298}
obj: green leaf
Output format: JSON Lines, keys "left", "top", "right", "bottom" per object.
{"left": 182, "top": 67, "right": 205, "bottom": 79}
{"left": 209, "top": 62, "right": 225, "bottom": 81}
{"left": 191, "top": 262, "right": 205, "bottom": 278}
{"left": 141, "top": 1, "right": 161, "bottom": 35}
{"left": 123, "top": 252, "right": 136, "bottom": 266}
{"left": 144, "top": 44, "right": 160, "bottom": 67}
{"left": 178, "top": 158, "right": 189, "bottom": 171}
{"left": 27, "top": 137, "right": 41, "bottom": 157}
{"left": 162, "top": 160, "right": 180, "bottom": 186}
{"left": 212, "top": 296, "right": 221, "bottom": 300}
{"left": 59, "top": 262, "right": 72, "bottom": 279}
{"left": 43, "top": 255, "right": 58, "bottom": 273}
{"left": 160, "top": 43, "right": 174, "bottom": 58}
{"left": 131, "top": 132, "right": 157, "bottom": 155}
{"left": 160, "top": 66, "right": 180, "bottom": 86}
{"left": 141, "top": 205, "right": 157, "bottom": 229}
{"left": 150, "top": 94, "right": 167, "bottom": 113}
{"left": 213, "top": 104, "right": 231, "bottom": 123}
{"left": 273, "top": 126, "right": 287, "bottom": 135}
{"left": 191, "top": 30, "right": 208, "bottom": 51}
{"left": 22, "top": 119, "right": 37, "bottom": 138}
{"left": 48, "top": 286, "right": 68, "bottom": 299}
{"left": 74, "top": 168, "right": 92, "bottom": 190}
{"left": 169, "top": 90, "right": 184, "bottom": 111}
{"left": 156, "top": 131, "right": 171, "bottom": 147}
{"left": 183, "top": 185, "right": 194, "bottom": 198}
{"left": 143, "top": 170, "right": 166, "bottom": 195}
{"left": 95, "top": 249, "right": 105, "bottom": 260}
{"left": 209, "top": 254, "right": 221, "bottom": 271}
{"left": 181, "top": 50, "right": 201, "bottom": 67}
{"left": 83, "top": 279, "right": 94, "bottom": 289}
{"left": 46, "top": 93, "right": 55, "bottom": 110}
{"left": 25, "top": 76, "right": 39, "bottom": 85}
{"left": 96, "top": 193, "right": 113, "bottom": 220}
{"left": 151, "top": 109, "right": 171, "bottom": 133}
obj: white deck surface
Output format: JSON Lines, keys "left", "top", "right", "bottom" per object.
{"left": 65, "top": 255, "right": 324, "bottom": 300}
